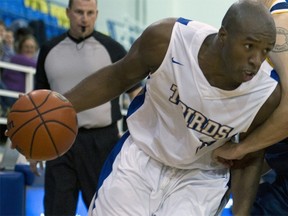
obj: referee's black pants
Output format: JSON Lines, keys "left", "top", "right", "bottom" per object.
{"left": 44, "top": 123, "right": 119, "bottom": 216}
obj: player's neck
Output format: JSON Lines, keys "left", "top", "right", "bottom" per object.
{"left": 198, "top": 34, "right": 241, "bottom": 90}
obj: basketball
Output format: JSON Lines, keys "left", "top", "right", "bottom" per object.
{"left": 6, "top": 89, "right": 78, "bottom": 161}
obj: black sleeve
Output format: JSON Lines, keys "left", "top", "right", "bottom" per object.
{"left": 35, "top": 45, "right": 51, "bottom": 90}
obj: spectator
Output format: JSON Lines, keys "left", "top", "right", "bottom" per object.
{"left": 1, "top": 28, "right": 15, "bottom": 62}
{"left": 0, "top": 20, "right": 6, "bottom": 62}
{"left": 0, "top": 34, "right": 38, "bottom": 145}
{"left": 0, "top": 20, "right": 6, "bottom": 43}
{"left": 13, "top": 26, "right": 34, "bottom": 54}
{"left": 2, "top": 34, "right": 38, "bottom": 99}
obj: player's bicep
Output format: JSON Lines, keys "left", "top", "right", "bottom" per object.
{"left": 269, "top": 13, "right": 288, "bottom": 81}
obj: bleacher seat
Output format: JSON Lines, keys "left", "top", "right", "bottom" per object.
{"left": 0, "top": 171, "right": 25, "bottom": 215}
{"left": 0, "top": 0, "right": 69, "bottom": 40}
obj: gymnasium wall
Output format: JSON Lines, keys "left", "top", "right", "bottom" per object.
{"left": 56, "top": 0, "right": 236, "bottom": 40}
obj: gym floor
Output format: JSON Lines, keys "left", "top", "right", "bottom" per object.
{"left": 26, "top": 186, "right": 87, "bottom": 216}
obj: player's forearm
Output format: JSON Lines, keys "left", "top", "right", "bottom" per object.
{"left": 234, "top": 90, "right": 288, "bottom": 157}
{"left": 65, "top": 66, "right": 134, "bottom": 113}
{"left": 231, "top": 151, "right": 265, "bottom": 215}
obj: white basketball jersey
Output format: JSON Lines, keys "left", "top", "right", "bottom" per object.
{"left": 127, "top": 18, "right": 278, "bottom": 170}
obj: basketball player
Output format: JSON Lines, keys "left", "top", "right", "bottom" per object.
{"left": 212, "top": 0, "right": 288, "bottom": 214}
{"left": 212, "top": 0, "right": 288, "bottom": 164}
{"left": 28, "top": 0, "right": 141, "bottom": 215}
{"left": 62, "top": 0, "right": 279, "bottom": 215}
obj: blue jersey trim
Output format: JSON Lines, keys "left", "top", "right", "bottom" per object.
{"left": 93, "top": 131, "right": 130, "bottom": 209}
{"left": 177, "top": 17, "right": 192, "bottom": 25}
{"left": 271, "top": 69, "right": 280, "bottom": 82}
{"left": 97, "top": 131, "right": 130, "bottom": 191}
{"left": 127, "top": 86, "right": 146, "bottom": 117}
{"left": 95, "top": 87, "right": 147, "bottom": 203}
{"left": 270, "top": 2, "right": 288, "bottom": 12}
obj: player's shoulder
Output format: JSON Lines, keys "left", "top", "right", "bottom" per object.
{"left": 137, "top": 18, "right": 177, "bottom": 53}
{"left": 270, "top": 0, "right": 288, "bottom": 14}
{"left": 143, "top": 17, "right": 176, "bottom": 38}
{"left": 260, "top": 61, "right": 280, "bottom": 83}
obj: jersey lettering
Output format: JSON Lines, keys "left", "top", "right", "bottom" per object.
{"left": 196, "top": 140, "right": 216, "bottom": 153}
{"left": 169, "top": 84, "right": 233, "bottom": 141}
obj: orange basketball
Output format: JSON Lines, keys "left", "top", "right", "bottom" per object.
{"left": 6, "top": 89, "right": 78, "bottom": 161}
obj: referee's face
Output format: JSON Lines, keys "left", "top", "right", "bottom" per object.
{"left": 67, "top": 0, "right": 98, "bottom": 39}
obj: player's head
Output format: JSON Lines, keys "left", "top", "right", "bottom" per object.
{"left": 218, "top": 0, "right": 276, "bottom": 85}
{"left": 0, "top": 20, "right": 6, "bottom": 42}
{"left": 67, "top": 0, "right": 98, "bottom": 39}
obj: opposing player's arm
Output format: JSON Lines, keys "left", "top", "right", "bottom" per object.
{"left": 64, "top": 18, "right": 175, "bottom": 113}
{"left": 230, "top": 84, "right": 281, "bottom": 215}
{"left": 270, "top": 13, "right": 288, "bottom": 91}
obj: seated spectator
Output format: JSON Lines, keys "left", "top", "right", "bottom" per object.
{"left": 14, "top": 27, "right": 34, "bottom": 54}
{"left": 0, "top": 34, "right": 38, "bottom": 143}
{"left": 0, "top": 20, "right": 6, "bottom": 62}
{"left": 1, "top": 28, "right": 15, "bottom": 62}
{"left": 0, "top": 20, "right": 6, "bottom": 43}
{"left": 0, "top": 41, "right": 3, "bottom": 61}
{"left": 1, "top": 34, "right": 38, "bottom": 105}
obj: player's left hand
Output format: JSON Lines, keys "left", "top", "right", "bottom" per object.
{"left": 5, "top": 93, "right": 25, "bottom": 149}
{"left": 5, "top": 130, "right": 17, "bottom": 149}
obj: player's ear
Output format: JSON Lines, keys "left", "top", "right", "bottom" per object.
{"left": 218, "top": 26, "right": 227, "bottom": 45}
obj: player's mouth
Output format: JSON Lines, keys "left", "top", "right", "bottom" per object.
{"left": 243, "top": 70, "right": 256, "bottom": 82}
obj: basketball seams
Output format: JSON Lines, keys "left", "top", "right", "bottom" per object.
{"left": 39, "top": 120, "right": 77, "bottom": 134}
{"left": 28, "top": 91, "right": 60, "bottom": 157}
{"left": 29, "top": 122, "right": 59, "bottom": 158}
{"left": 29, "top": 120, "right": 77, "bottom": 158}
{"left": 28, "top": 89, "right": 52, "bottom": 108}
{"left": 8, "top": 106, "right": 75, "bottom": 138}
{"left": 9, "top": 108, "right": 38, "bottom": 113}
{"left": 9, "top": 115, "right": 40, "bottom": 139}
{"left": 40, "top": 105, "right": 75, "bottom": 115}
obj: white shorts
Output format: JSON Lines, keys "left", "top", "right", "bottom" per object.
{"left": 89, "top": 136, "right": 229, "bottom": 216}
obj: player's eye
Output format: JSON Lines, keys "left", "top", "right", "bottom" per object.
{"left": 244, "top": 44, "right": 252, "bottom": 50}
{"left": 262, "top": 48, "right": 270, "bottom": 55}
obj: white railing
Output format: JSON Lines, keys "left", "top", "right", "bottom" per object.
{"left": 0, "top": 61, "right": 36, "bottom": 125}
